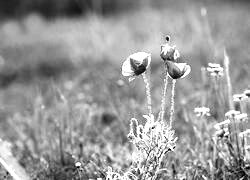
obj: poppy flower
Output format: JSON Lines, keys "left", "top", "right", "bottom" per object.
{"left": 165, "top": 61, "right": 191, "bottom": 79}
{"left": 160, "top": 44, "right": 180, "bottom": 62}
{"left": 122, "top": 52, "right": 151, "bottom": 81}
{"left": 160, "top": 36, "right": 180, "bottom": 62}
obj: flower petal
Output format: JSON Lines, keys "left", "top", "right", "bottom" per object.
{"left": 130, "top": 58, "right": 138, "bottom": 70}
{"left": 134, "top": 65, "right": 146, "bottom": 76}
{"left": 208, "top": 63, "right": 221, "bottom": 68}
{"left": 174, "top": 49, "right": 180, "bottom": 60}
{"left": 166, "top": 62, "right": 191, "bottom": 79}
{"left": 142, "top": 55, "right": 151, "bottom": 68}
{"left": 174, "top": 63, "right": 186, "bottom": 72}
{"left": 122, "top": 58, "right": 135, "bottom": 77}
{"left": 160, "top": 44, "right": 177, "bottom": 62}
{"left": 129, "top": 77, "right": 136, "bottom": 82}
{"left": 180, "top": 64, "right": 191, "bottom": 78}
{"left": 130, "top": 52, "right": 151, "bottom": 64}
{"left": 166, "top": 61, "right": 183, "bottom": 79}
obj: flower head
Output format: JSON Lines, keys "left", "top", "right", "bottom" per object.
{"left": 245, "top": 145, "right": 250, "bottom": 151}
{"left": 225, "top": 110, "right": 240, "bottom": 119}
{"left": 214, "top": 119, "right": 230, "bottom": 130}
{"left": 233, "top": 93, "right": 247, "bottom": 102}
{"left": 235, "top": 113, "right": 248, "bottom": 121}
{"left": 239, "top": 129, "right": 250, "bottom": 142}
{"left": 165, "top": 61, "right": 191, "bottom": 79}
{"left": 240, "top": 129, "right": 250, "bottom": 136}
{"left": 244, "top": 88, "right": 250, "bottom": 97}
{"left": 122, "top": 52, "right": 151, "bottom": 82}
{"left": 75, "top": 162, "right": 81, "bottom": 168}
{"left": 160, "top": 36, "right": 180, "bottom": 62}
{"left": 194, "top": 107, "right": 210, "bottom": 117}
{"left": 206, "top": 63, "right": 224, "bottom": 77}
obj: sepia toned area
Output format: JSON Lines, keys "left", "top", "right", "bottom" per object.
{"left": 0, "top": 0, "right": 249, "bottom": 179}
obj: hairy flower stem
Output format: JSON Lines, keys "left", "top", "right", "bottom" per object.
{"left": 160, "top": 74, "right": 169, "bottom": 122}
{"left": 169, "top": 79, "right": 176, "bottom": 128}
{"left": 142, "top": 73, "right": 152, "bottom": 116}
{"left": 224, "top": 48, "right": 233, "bottom": 110}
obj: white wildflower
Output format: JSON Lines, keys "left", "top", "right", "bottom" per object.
{"left": 194, "top": 107, "right": 211, "bottom": 117}
{"left": 225, "top": 110, "right": 240, "bottom": 119}
{"left": 214, "top": 119, "right": 230, "bottom": 130}
{"left": 206, "top": 63, "right": 224, "bottom": 77}
{"left": 233, "top": 94, "right": 248, "bottom": 102}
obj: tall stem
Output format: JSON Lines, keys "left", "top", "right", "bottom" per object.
{"left": 169, "top": 79, "right": 176, "bottom": 128}
{"left": 142, "top": 73, "right": 152, "bottom": 116}
{"left": 160, "top": 74, "right": 169, "bottom": 122}
{"left": 224, "top": 48, "right": 233, "bottom": 110}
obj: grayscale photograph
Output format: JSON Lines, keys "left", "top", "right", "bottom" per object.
{"left": 0, "top": 0, "right": 249, "bottom": 179}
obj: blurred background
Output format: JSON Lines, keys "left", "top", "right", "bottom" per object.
{"left": 0, "top": 0, "right": 249, "bottom": 112}
{"left": 0, "top": 0, "right": 249, "bottom": 179}
{"left": 0, "top": 0, "right": 249, "bottom": 129}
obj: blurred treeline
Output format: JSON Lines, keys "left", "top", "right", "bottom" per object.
{"left": 1, "top": 0, "right": 247, "bottom": 19}
{"left": 0, "top": 0, "right": 149, "bottom": 18}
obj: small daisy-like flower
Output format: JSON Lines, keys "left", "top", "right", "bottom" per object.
{"left": 235, "top": 113, "right": 248, "bottom": 121}
{"left": 165, "top": 61, "right": 191, "bottom": 79}
{"left": 214, "top": 119, "right": 230, "bottom": 130}
{"left": 225, "top": 110, "right": 240, "bottom": 119}
{"left": 244, "top": 88, "right": 250, "bottom": 97}
{"left": 160, "top": 36, "right": 180, "bottom": 62}
{"left": 233, "top": 94, "right": 248, "bottom": 102}
{"left": 122, "top": 52, "right": 151, "bottom": 82}
{"left": 207, "top": 63, "right": 221, "bottom": 68}
{"left": 245, "top": 145, "right": 250, "bottom": 151}
{"left": 75, "top": 162, "right": 81, "bottom": 168}
{"left": 239, "top": 129, "right": 250, "bottom": 138}
{"left": 194, "top": 107, "right": 210, "bottom": 117}
{"left": 206, "top": 63, "right": 224, "bottom": 77}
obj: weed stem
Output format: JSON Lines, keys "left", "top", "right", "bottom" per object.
{"left": 169, "top": 79, "right": 176, "bottom": 128}
{"left": 142, "top": 73, "right": 152, "bottom": 116}
{"left": 160, "top": 73, "right": 169, "bottom": 122}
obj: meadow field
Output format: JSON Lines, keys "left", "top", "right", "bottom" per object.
{"left": 0, "top": 0, "right": 250, "bottom": 179}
